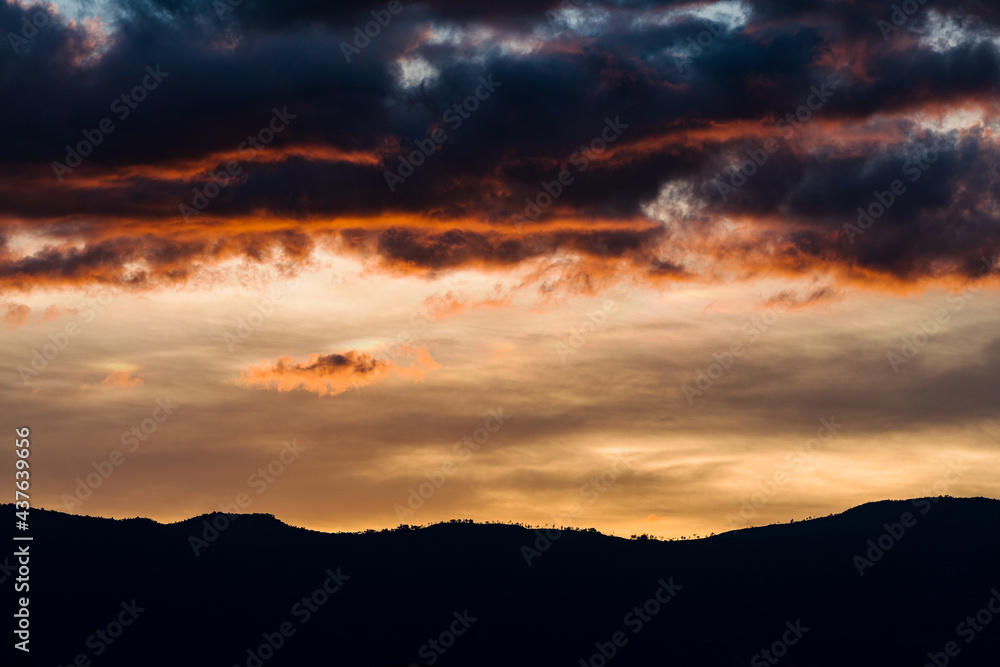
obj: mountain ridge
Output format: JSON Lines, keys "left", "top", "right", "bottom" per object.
{"left": 4, "top": 496, "right": 999, "bottom": 666}
{"left": 14, "top": 493, "right": 996, "bottom": 539}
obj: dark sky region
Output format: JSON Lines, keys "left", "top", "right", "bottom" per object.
{"left": 1, "top": 0, "right": 998, "bottom": 538}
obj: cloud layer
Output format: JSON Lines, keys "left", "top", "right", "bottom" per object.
{"left": 0, "top": 0, "right": 998, "bottom": 291}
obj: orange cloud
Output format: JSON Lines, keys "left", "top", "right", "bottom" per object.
{"left": 39, "top": 305, "right": 80, "bottom": 323}
{"left": 238, "top": 347, "right": 439, "bottom": 397}
{"left": 2, "top": 302, "right": 30, "bottom": 330}
{"left": 421, "top": 282, "right": 512, "bottom": 319}
{"left": 100, "top": 371, "right": 144, "bottom": 389}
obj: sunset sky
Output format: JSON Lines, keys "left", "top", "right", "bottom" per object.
{"left": 3, "top": 0, "right": 998, "bottom": 539}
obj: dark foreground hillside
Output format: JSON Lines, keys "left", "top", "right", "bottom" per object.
{"left": 4, "top": 497, "right": 1000, "bottom": 666}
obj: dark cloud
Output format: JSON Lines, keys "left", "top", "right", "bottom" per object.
{"left": 1, "top": 0, "right": 998, "bottom": 287}
{"left": 276, "top": 352, "right": 384, "bottom": 376}
{"left": 238, "top": 348, "right": 439, "bottom": 395}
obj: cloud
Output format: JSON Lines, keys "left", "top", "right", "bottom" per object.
{"left": 39, "top": 304, "right": 80, "bottom": 323}
{"left": 765, "top": 286, "right": 841, "bottom": 309}
{"left": 0, "top": 0, "right": 997, "bottom": 291}
{"left": 100, "top": 371, "right": 144, "bottom": 389}
{"left": 422, "top": 280, "right": 512, "bottom": 319}
{"left": 1, "top": 302, "right": 30, "bottom": 329}
{"left": 238, "top": 347, "right": 439, "bottom": 396}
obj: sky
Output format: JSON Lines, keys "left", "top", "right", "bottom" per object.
{"left": 2, "top": 0, "right": 998, "bottom": 540}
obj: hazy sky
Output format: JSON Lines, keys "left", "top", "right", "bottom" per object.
{"left": 2, "top": 0, "right": 998, "bottom": 538}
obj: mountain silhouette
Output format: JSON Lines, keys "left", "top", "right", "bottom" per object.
{"left": 4, "top": 497, "right": 1000, "bottom": 666}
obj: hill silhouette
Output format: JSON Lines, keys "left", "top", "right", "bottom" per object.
{"left": 4, "top": 497, "right": 1000, "bottom": 666}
